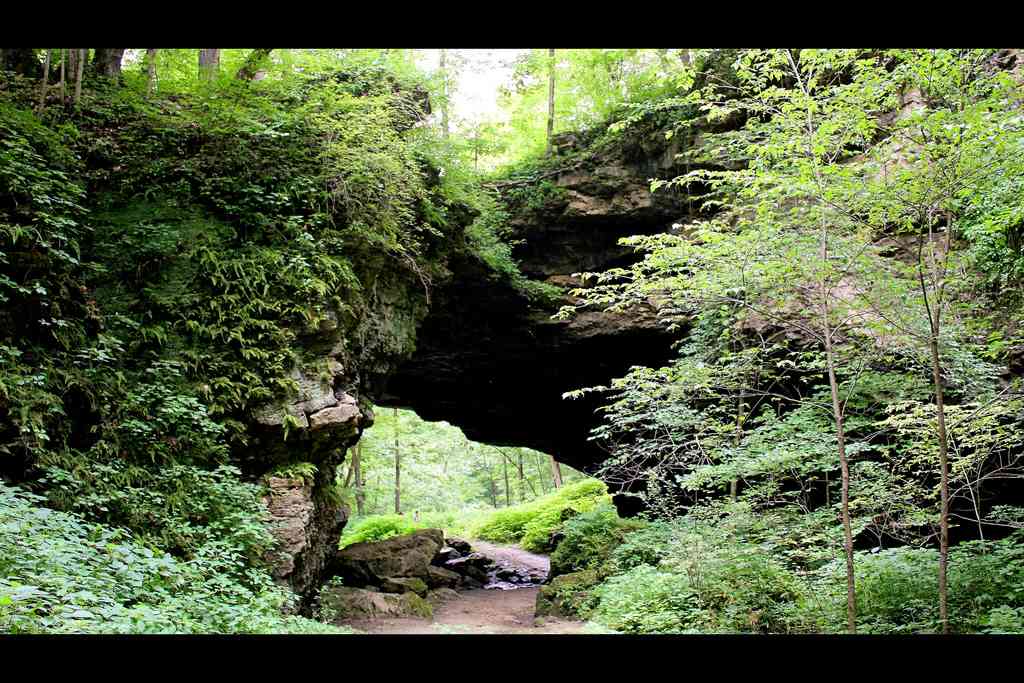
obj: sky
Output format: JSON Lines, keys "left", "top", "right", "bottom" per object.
{"left": 417, "top": 49, "right": 530, "bottom": 124}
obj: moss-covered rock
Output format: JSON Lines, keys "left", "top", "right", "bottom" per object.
{"left": 380, "top": 576, "right": 429, "bottom": 597}
{"left": 318, "top": 586, "right": 433, "bottom": 622}
{"left": 535, "top": 569, "right": 600, "bottom": 618}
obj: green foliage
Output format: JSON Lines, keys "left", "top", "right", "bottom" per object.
{"left": 492, "top": 49, "right": 689, "bottom": 168}
{"left": 338, "top": 514, "right": 429, "bottom": 548}
{"left": 350, "top": 406, "right": 578, "bottom": 517}
{"left": 473, "top": 478, "right": 610, "bottom": 551}
{"left": 591, "top": 566, "right": 698, "bottom": 633}
{"left": 802, "top": 534, "right": 1024, "bottom": 634}
{"left": 0, "top": 480, "right": 350, "bottom": 634}
{"left": 269, "top": 461, "right": 318, "bottom": 485}
{"left": 562, "top": 499, "right": 1024, "bottom": 634}
{"left": 549, "top": 503, "right": 645, "bottom": 575}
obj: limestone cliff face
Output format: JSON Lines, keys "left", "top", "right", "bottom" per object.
{"left": 382, "top": 122, "right": 718, "bottom": 487}
{"left": 248, "top": 230, "right": 462, "bottom": 599}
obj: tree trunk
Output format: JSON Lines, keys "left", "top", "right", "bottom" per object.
{"left": 820, "top": 233, "right": 857, "bottom": 635}
{"left": 198, "top": 49, "right": 220, "bottom": 81}
{"left": 73, "top": 49, "right": 85, "bottom": 106}
{"left": 536, "top": 454, "right": 550, "bottom": 494}
{"left": 145, "top": 49, "right": 158, "bottom": 94}
{"left": 393, "top": 407, "right": 401, "bottom": 515}
{"left": 59, "top": 49, "right": 65, "bottom": 103}
{"left": 546, "top": 48, "right": 556, "bottom": 156}
{"left": 518, "top": 452, "right": 526, "bottom": 503}
{"left": 503, "top": 455, "right": 511, "bottom": 506}
{"left": 37, "top": 49, "right": 51, "bottom": 112}
{"left": 731, "top": 395, "right": 744, "bottom": 502}
{"left": 236, "top": 48, "right": 272, "bottom": 80}
{"left": 931, "top": 333, "right": 951, "bottom": 633}
{"left": 487, "top": 457, "right": 498, "bottom": 507}
{"left": 68, "top": 49, "right": 79, "bottom": 90}
{"left": 92, "top": 49, "right": 124, "bottom": 79}
{"left": 439, "top": 49, "right": 450, "bottom": 139}
{"left": 550, "top": 455, "right": 563, "bottom": 488}
{"left": 353, "top": 441, "right": 365, "bottom": 516}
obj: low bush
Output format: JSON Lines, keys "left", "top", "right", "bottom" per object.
{"left": 608, "top": 521, "right": 678, "bottom": 572}
{"left": 472, "top": 478, "right": 611, "bottom": 551}
{"left": 549, "top": 503, "right": 645, "bottom": 576}
{"left": 0, "top": 481, "right": 351, "bottom": 634}
{"left": 338, "top": 514, "right": 428, "bottom": 548}
{"left": 591, "top": 565, "right": 700, "bottom": 633}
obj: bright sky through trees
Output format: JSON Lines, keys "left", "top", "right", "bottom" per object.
{"left": 417, "top": 49, "right": 528, "bottom": 121}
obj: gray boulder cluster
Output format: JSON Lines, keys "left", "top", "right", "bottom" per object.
{"left": 316, "top": 529, "right": 496, "bottom": 621}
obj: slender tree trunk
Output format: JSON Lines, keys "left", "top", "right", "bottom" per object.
{"left": 37, "top": 49, "right": 51, "bottom": 112}
{"left": 198, "top": 49, "right": 220, "bottom": 81}
{"left": 145, "top": 49, "right": 158, "bottom": 94}
{"left": 926, "top": 210, "right": 955, "bottom": 635}
{"left": 487, "top": 457, "right": 498, "bottom": 507}
{"left": 820, "top": 233, "right": 857, "bottom": 635}
{"left": 930, "top": 334, "right": 951, "bottom": 633}
{"left": 536, "top": 454, "right": 550, "bottom": 494}
{"left": 393, "top": 407, "right": 401, "bottom": 515}
{"left": 59, "top": 49, "right": 66, "bottom": 103}
{"left": 503, "top": 455, "right": 511, "bottom": 506}
{"left": 788, "top": 48, "right": 856, "bottom": 633}
{"left": 353, "top": 441, "right": 365, "bottom": 516}
{"left": 550, "top": 455, "right": 563, "bottom": 488}
{"left": 439, "top": 49, "right": 450, "bottom": 139}
{"left": 68, "top": 49, "right": 79, "bottom": 88}
{"left": 546, "top": 48, "right": 556, "bottom": 156}
{"left": 518, "top": 452, "right": 526, "bottom": 503}
{"left": 73, "top": 49, "right": 85, "bottom": 106}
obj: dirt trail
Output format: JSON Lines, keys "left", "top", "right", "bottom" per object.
{"left": 340, "top": 540, "right": 588, "bottom": 635}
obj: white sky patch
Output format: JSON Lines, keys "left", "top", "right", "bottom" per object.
{"left": 417, "top": 49, "right": 529, "bottom": 125}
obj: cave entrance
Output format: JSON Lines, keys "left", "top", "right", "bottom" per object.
{"left": 340, "top": 405, "right": 582, "bottom": 527}
{"left": 331, "top": 405, "right": 599, "bottom": 633}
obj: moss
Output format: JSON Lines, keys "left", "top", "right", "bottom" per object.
{"left": 400, "top": 591, "right": 434, "bottom": 618}
{"left": 471, "top": 478, "right": 610, "bottom": 551}
{"left": 536, "top": 569, "right": 601, "bottom": 618}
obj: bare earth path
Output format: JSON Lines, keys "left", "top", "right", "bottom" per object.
{"left": 340, "top": 540, "right": 588, "bottom": 634}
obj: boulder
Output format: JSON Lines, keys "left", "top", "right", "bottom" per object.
{"left": 426, "top": 565, "right": 461, "bottom": 589}
{"left": 464, "top": 565, "right": 489, "bottom": 584}
{"left": 444, "top": 536, "right": 472, "bottom": 554}
{"left": 318, "top": 586, "right": 433, "bottom": 621}
{"left": 445, "top": 552, "right": 492, "bottom": 572}
{"left": 332, "top": 528, "right": 444, "bottom": 586}
{"left": 461, "top": 575, "right": 484, "bottom": 589}
{"left": 379, "top": 576, "right": 428, "bottom": 597}
{"left": 432, "top": 546, "right": 462, "bottom": 565}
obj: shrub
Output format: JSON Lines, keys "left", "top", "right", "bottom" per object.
{"left": 549, "top": 503, "right": 645, "bottom": 576}
{"left": 338, "top": 514, "right": 427, "bottom": 548}
{"left": 0, "top": 481, "right": 350, "bottom": 634}
{"left": 609, "top": 521, "right": 677, "bottom": 572}
{"left": 592, "top": 565, "right": 701, "bottom": 633}
{"left": 793, "top": 533, "right": 1024, "bottom": 634}
{"left": 471, "top": 478, "right": 611, "bottom": 551}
